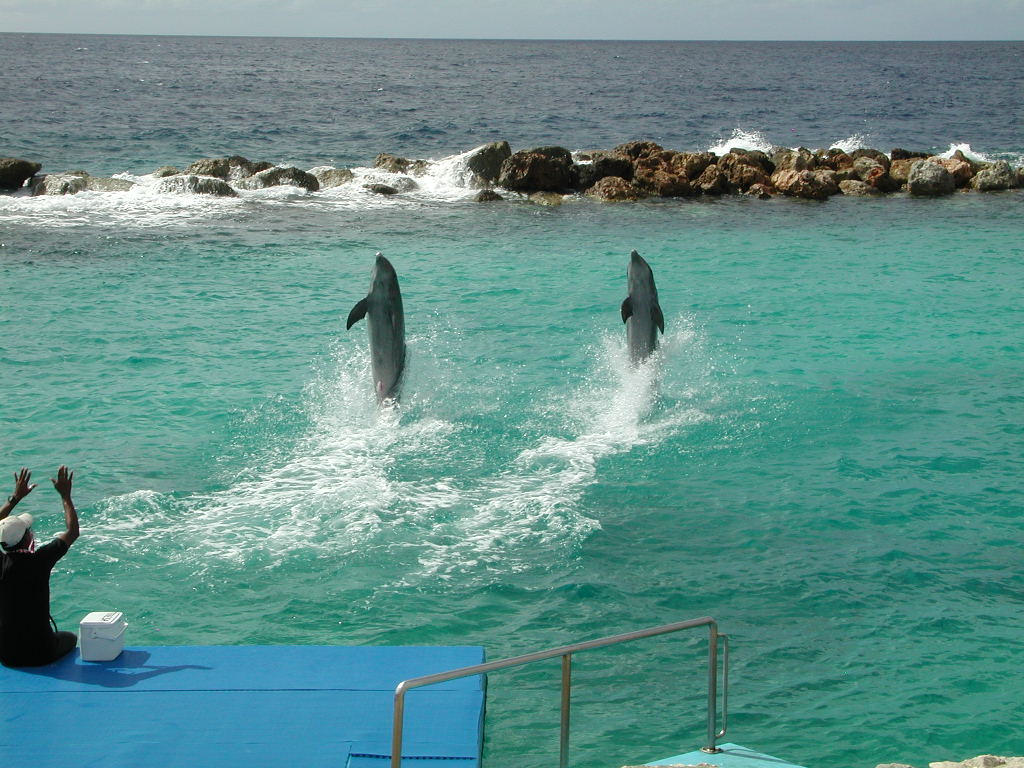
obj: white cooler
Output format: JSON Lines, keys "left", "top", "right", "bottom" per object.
{"left": 79, "top": 611, "right": 127, "bottom": 661}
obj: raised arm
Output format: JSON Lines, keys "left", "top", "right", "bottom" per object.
{"left": 51, "top": 466, "right": 79, "bottom": 546}
{"left": 1, "top": 468, "right": 37, "bottom": 521}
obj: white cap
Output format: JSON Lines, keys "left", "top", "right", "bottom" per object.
{"left": 0, "top": 513, "right": 33, "bottom": 549}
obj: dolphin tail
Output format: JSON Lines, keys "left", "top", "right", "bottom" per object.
{"left": 653, "top": 303, "right": 665, "bottom": 334}
{"left": 346, "top": 297, "right": 368, "bottom": 330}
{"left": 620, "top": 297, "right": 633, "bottom": 323}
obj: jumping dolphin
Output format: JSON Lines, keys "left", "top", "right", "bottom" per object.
{"left": 620, "top": 250, "right": 665, "bottom": 364}
{"left": 347, "top": 252, "right": 406, "bottom": 403}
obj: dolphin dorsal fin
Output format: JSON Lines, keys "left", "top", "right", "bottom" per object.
{"left": 620, "top": 297, "right": 633, "bottom": 323}
{"left": 654, "top": 303, "right": 665, "bottom": 334}
{"left": 346, "top": 297, "right": 369, "bottom": 330}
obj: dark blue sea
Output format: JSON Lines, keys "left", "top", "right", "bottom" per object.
{"left": 1, "top": 35, "right": 1023, "bottom": 768}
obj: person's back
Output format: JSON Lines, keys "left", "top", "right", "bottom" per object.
{"left": 0, "top": 467, "right": 79, "bottom": 667}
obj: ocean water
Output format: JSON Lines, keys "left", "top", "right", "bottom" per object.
{"left": 1, "top": 34, "right": 1023, "bottom": 768}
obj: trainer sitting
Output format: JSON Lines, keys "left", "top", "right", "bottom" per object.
{"left": 0, "top": 466, "right": 80, "bottom": 667}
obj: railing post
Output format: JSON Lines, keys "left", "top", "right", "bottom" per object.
{"left": 392, "top": 684, "right": 406, "bottom": 768}
{"left": 559, "top": 653, "right": 572, "bottom": 768}
{"left": 702, "top": 622, "right": 721, "bottom": 754}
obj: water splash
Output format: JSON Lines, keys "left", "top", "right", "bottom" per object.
{"left": 708, "top": 128, "right": 775, "bottom": 155}
{"left": 830, "top": 134, "right": 872, "bottom": 153}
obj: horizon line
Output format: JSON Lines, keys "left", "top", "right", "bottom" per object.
{"left": 1, "top": 30, "right": 1021, "bottom": 43}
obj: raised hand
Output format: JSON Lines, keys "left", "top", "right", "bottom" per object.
{"left": 51, "top": 466, "right": 74, "bottom": 499}
{"left": 12, "top": 468, "right": 37, "bottom": 502}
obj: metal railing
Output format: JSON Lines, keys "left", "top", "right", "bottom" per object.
{"left": 391, "top": 616, "right": 729, "bottom": 768}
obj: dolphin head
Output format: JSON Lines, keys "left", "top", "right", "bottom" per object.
{"left": 627, "top": 249, "right": 655, "bottom": 294}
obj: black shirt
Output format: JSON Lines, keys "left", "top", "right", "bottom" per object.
{"left": 0, "top": 538, "right": 69, "bottom": 666}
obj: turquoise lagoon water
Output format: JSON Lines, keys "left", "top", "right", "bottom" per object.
{"left": 2, "top": 33, "right": 1023, "bottom": 768}
{"left": 3, "top": 192, "right": 1022, "bottom": 767}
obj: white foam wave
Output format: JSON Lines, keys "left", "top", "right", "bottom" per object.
{"left": 708, "top": 128, "right": 776, "bottom": 156}
{"left": 829, "top": 134, "right": 872, "bottom": 154}
{"left": 938, "top": 142, "right": 996, "bottom": 163}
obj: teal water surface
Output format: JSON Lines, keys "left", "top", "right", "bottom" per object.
{"left": 2, "top": 192, "right": 1022, "bottom": 767}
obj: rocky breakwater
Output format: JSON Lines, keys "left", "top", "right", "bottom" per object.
{"left": 3, "top": 140, "right": 1021, "bottom": 203}
{"left": 487, "top": 140, "right": 1022, "bottom": 202}
{"left": 876, "top": 754, "right": 1024, "bottom": 768}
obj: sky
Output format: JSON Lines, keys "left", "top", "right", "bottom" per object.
{"left": 1, "top": 0, "right": 1023, "bottom": 40}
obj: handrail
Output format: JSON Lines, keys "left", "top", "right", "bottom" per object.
{"left": 391, "top": 616, "right": 729, "bottom": 768}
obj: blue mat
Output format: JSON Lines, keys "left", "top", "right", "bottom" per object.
{"left": 647, "top": 743, "right": 807, "bottom": 768}
{"left": 0, "top": 645, "right": 485, "bottom": 768}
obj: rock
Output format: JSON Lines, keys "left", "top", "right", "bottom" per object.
{"left": 312, "top": 167, "right": 355, "bottom": 188}
{"left": 585, "top": 176, "right": 645, "bottom": 201}
{"left": 889, "top": 158, "right": 920, "bottom": 185}
{"left": 237, "top": 166, "right": 320, "bottom": 192}
{"left": 907, "top": 159, "right": 955, "bottom": 196}
{"left": 153, "top": 166, "right": 180, "bottom": 177}
{"left": 85, "top": 176, "right": 134, "bottom": 192}
{"left": 929, "top": 758, "right": 1021, "bottom": 768}
{"left": 853, "top": 157, "right": 899, "bottom": 192}
{"left": 772, "top": 147, "right": 816, "bottom": 172}
{"left": 770, "top": 168, "right": 838, "bottom": 200}
{"left": 891, "top": 148, "right": 930, "bottom": 160}
{"left": 474, "top": 189, "right": 503, "bottom": 202}
{"left": 498, "top": 147, "right": 574, "bottom": 192}
{"left": 1017, "top": 167, "right": 1024, "bottom": 188}
{"left": 670, "top": 151, "right": 716, "bottom": 180}
{"left": 465, "top": 141, "right": 512, "bottom": 182}
{"left": 745, "top": 182, "right": 774, "bottom": 199}
{"left": 0, "top": 157, "right": 43, "bottom": 189}
{"left": 850, "top": 147, "right": 891, "bottom": 170}
{"left": 632, "top": 152, "right": 694, "bottom": 196}
{"left": 365, "top": 183, "right": 399, "bottom": 195}
{"left": 185, "top": 156, "right": 272, "bottom": 180}
{"left": 31, "top": 171, "right": 89, "bottom": 196}
{"left": 157, "top": 175, "right": 238, "bottom": 197}
{"left": 374, "top": 153, "right": 411, "bottom": 174}
{"left": 818, "top": 148, "right": 854, "bottom": 171}
{"left": 575, "top": 150, "right": 634, "bottom": 189}
{"left": 717, "top": 151, "right": 771, "bottom": 192}
{"left": 929, "top": 155, "right": 973, "bottom": 187}
{"left": 840, "top": 179, "right": 883, "bottom": 196}
{"left": 970, "top": 160, "right": 1015, "bottom": 191}
{"left": 613, "top": 140, "right": 664, "bottom": 159}
{"left": 528, "top": 191, "right": 565, "bottom": 206}
{"left": 695, "top": 163, "right": 727, "bottom": 195}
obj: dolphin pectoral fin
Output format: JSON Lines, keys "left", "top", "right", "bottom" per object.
{"left": 620, "top": 297, "right": 633, "bottom": 323}
{"left": 654, "top": 304, "right": 665, "bottom": 334}
{"left": 346, "top": 298, "right": 369, "bottom": 330}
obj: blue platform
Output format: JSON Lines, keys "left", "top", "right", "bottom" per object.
{"left": 648, "top": 743, "right": 807, "bottom": 768}
{"left": 0, "top": 645, "right": 485, "bottom": 768}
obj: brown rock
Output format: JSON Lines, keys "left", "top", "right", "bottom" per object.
{"left": 586, "top": 176, "right": 645, "bottom": 201}
{"left": 818, "top": 149, "right": 854, "bottom": 172}
{"left": 498, "top": 147, "right": 574, "bottom": 192}
{"left": 772, "top": 147, "right": 816, "bottom": 172}
{"left": 853, "top": 157, "right": 899, "bottom": 192}
{"left": 839, "top": 179, "right": 883, "bottom": 196}
{"left": 474, "top": 189, "right": 503, "bottom": 202}
{"left": 850, "top": 147, "right": 891, "bottom": 171}
{"left": 695, "top": 164, "right": 727, "bottom": 195}
{"left": 669, "top": 152, "right": 716, "bottom": 180}
{"left": 891, "top": 148, "right": 930, "bottom": 160}
{"left": 907, "top": 159, "right": 955, "bottom": 196}
{"left": 186, "top": 156, "right": 272, "bottom": 180}
{"left": 717, "top": 151, "right": 771, "bottom": 192}
{"left": 770, "top": 168, "right": 838, "bottom": 200}
{"left": 575, "top": 151, "right": 634, "bottom": 189}
{"left": 745, "top": 182, "right": 775, "bottom": 199}
{"left": 313, "top": 167, "right": 355, "bottom": 188}
{"left": 465, "top": 141, "right": 511, "bottom": 182}
{"left": 613, "top": 140, "right": 664, "bottom": 159}
{"left": 889, "top": 158, "right": 920, "bottom": 185}
{"left": 929, "top": 155, "right": 973, "bottom": 187}
{"left": 0, "top": 157, "right": 42, "bottom": 189}
{"left": 374, "top": 153, "right": 412, "bottom": 174}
